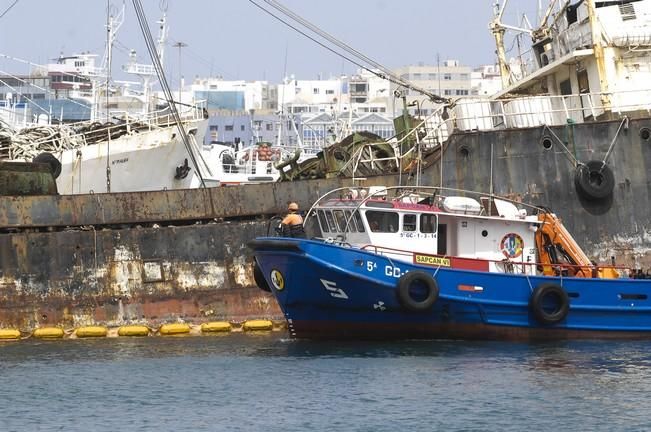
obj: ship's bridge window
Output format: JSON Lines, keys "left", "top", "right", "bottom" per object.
{"left": 336, "top": 210, "right": 362, "bottom": 232}
{"left": 420, "top": 214, "right": 437, "bottom": 233}
{"left": 323, "top": 210, "right": 338, "bottom": 232}
{"left": 317, "top": 210, "right": 329, "bottom": 233}
{"left": 352, "top": 211, "right": 365, "bottom": 233}
{"left": 366, "top": 210, "right": 398, "bottom": 233}
{"left": 403, "top": 214, "right": 417, "bottom": 232}
{"left": 333, "top": 210, "right": 348, "bottom": 232}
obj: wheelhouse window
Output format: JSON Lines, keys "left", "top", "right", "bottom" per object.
{"left": 324, "top": 210, "right": 338, "bottom": 232}
{"left": 317, "top": 210, "right": 329, "bottom": 233}
{"left": 420, "top": 214, "right": 437, "bottom": 233}
{"left": 403, "top": 214, "right": 417, "bottom": 232}
{"left": 366, "top": 210, "right": 398, "bottom": 233}
{"left": 351, "top": 210, "right": 365, "bottom": 233}
{"left": 333, "top": 210, "right": 348, "bottom": 232}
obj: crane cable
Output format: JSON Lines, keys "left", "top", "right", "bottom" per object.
{"left": 248, "top": 0, "right": 450, "bottom": 105}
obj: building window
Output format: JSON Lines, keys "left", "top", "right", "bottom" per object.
{"left": 444, "top": 89, "right": 453, "bottom": 95}
{"left": 326, "top": 89, "right": 335, "bottom": 95}
{"left": 209, "top": 125, "right": 219, "bottom": 131}
{"left": 412, "top": 73, "right": 422, "bottom": 80}
{"left": 266, "top": 123, "right": 273, "bottom": 131}
{"left": 444, "top": 73, "right": 452, "bottom": 80}
{"left": 313, "top": 88, "right": 319, "bottom": 94}
{"left": 240, "top": 125, "right": 245, "bottom": 131}
{"left": 225, "top": 125, "right": 233, "bottom": 131}
{"left": 428, "top": 73, "right": 437, "bottom": 80}
{"left": 455, "top": 89, "right": 469, "bottom": 96}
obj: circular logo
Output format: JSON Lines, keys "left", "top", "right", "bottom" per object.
{"left": 500, "top": 233, "right": 524, "bottom": 258}
{"left": 270, "top": 269, "right": 285, "bottom": 291}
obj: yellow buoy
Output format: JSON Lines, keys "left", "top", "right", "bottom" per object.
{"left": 75, "top": 326, "right": 108, "bottom": 338}
{"left": 117, "top": 325, "right": 150, "bottom": 337}
{"left": 243, "top": 319, "right": 273, "bottom": 331}
{"left": 33, "top": 327, "right": 65, "bottom": 339}
{"left": 201, "top": 321, "right": 232, "bottom": 333}
{"left": 159, "top": 323, "right": 191, "bottom": 335}
{"left": 0, "top": 329, "right": 21, "bottom": 340}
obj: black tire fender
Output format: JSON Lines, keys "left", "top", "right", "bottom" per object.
{"left": 33, "top": 152, "right": 62, "bottom": 179}
{"left": 253, "top": 261, "right": 271, "bottom": 292}
{"left": 396, "top": 271, "right": 439, "bottom": 312}
{"left": 529, "top": 282, "right": 570, "bottom": 325}
{"left": 574, "top": 160, "right": 614, "bottom": 201}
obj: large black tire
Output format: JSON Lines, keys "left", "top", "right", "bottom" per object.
{"left": 33, "top": 152, "right": 62, "bottom": 179}
{"left": 253, "top": 261, "right": 271, "bottom": 292}
{"left": 396, "top": 271, "right": 439, "bottom": 312}
{"left": 529, "top": 283, "right": 569, "bottom": 325}
{"left": 574, "top": 160, "right": 614, "bottom": 201}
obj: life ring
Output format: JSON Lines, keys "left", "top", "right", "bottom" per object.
{"left": 574, "top": 160, "right": 614, "bottom": 201}
{"left": 396, "top": 271, "right": 439, "bottom": 312}
{"left": 529, "top": 283, "right": 569, "bottom": 325}
{"left": 33, "top": 152, "right": 62, "bottom": 179}
{"left": 253, "top": 261, "right": 271, "bottom": 292}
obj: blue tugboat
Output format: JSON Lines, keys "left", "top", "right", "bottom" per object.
{"left": 250, "top": 186, "right": 651, "bottom": 340}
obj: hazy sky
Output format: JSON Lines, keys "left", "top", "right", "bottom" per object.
{"left": 0, "top": 0, "right": 538, "bottom": 83}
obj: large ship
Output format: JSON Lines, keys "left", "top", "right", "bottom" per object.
{"left": 0, "top": 0, "right": 650, "bottom": 332}
{"left": 405, "top": 0, "right": 651, "bottom": 270}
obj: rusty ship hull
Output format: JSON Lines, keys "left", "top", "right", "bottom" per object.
{"left": 1, "top": 117, "right": 650, "bottom": 330}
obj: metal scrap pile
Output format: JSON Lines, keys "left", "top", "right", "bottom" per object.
{"left": 275, "top": 131, "right": 398, "bottom": 181}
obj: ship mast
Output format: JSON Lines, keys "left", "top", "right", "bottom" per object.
{"left": 490, "top": 1, "right": 511, "bottom": 88}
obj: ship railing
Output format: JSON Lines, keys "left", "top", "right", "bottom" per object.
{"left": 423, "top": 88, "right": 651, "bottom": 135}
{"left": 359, "top": 244, "right": 630, "bottom": 278}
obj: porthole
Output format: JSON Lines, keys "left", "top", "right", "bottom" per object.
{"left": 458, "top": 146, "right": 471, "bottom": 160}
{"left": 481, "top": 230, "right": 488, "bottom": 237}
{"left": 640, "top": 127, "right": 650, "bottom": 141}
{"left": 541, "top": 136, "right": 553, "bottom": 150}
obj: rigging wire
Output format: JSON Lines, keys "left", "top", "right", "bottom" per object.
{"left": 0, "top": 0, "right": 19, "bottom": 20}
{"left": 247, "top": 0, "right": 449, "bottom": 104}
{"left": 106, "top": 0, "right": 112, "bottom": 193}
{"left": 131, "top": 0, "right": 208, "bottom": 190}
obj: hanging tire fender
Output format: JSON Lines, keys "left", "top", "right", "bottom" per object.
{"left": 396, "top": 271, "right": 439, "bottom": 312}
{"left": 253, "top": 261, "right": 271, "bottom": 292}
{"left": 574, "top": 160, "right": 615, "bottom": 201}
{"left": 529, "top": 282, "right": 570, "bottom": 325}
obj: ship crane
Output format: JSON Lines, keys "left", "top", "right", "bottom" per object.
{"left": 490, "top": 0, "right": 570, "bottom": 89}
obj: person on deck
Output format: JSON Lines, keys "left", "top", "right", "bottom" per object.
{"left": 281, "top": 202, "right": 306, "bottom": 238}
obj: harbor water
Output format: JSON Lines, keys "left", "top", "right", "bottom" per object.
{"left": 1, "top": 333, "right": 650, "bottom": 431}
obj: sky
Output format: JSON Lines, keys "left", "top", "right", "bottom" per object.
{"left": 0, "top": 0, "right": 539, "bottom": 84}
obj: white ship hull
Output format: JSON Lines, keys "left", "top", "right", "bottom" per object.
{"left": 56, "top": 119, "right": 215, "bottom": 194}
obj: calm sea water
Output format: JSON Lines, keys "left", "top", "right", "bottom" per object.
{"left": 1, "top": 333, "right": 651, "bottom": 432}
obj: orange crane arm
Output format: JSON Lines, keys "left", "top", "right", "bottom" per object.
{"left": 535, "top": 212, "right": 595, "bottom": 278}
